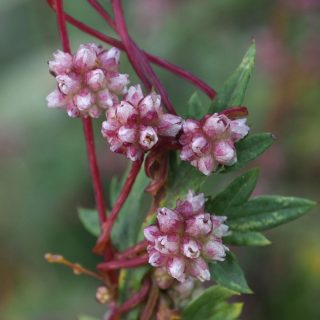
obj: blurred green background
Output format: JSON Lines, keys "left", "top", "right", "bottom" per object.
{"left": 0, "top": 0, "right": 319, "bottom": 319}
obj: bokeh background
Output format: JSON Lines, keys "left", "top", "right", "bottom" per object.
{"left": 0, "top": 0, "right": 319, "bottom": 319}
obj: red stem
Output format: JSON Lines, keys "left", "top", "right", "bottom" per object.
{"left": 82, "top": 118, "right": 107, "bottom": 224}
{"left": 109, "top": 278, "right": 151, "bottom": 320}
{"left": 98, "top": 254, "right": 149, "bottom": 271}
{"left": 115, "top": 240, "right": 148, "bottom": 260}
{"left": 55, "top": 0, "right": 71, "bottom": 52}
{"left": 111, "top": 0, "right": 177, "bottom": 114}
{"left": 48, "top": 1, "right": 216, "bottom": 99}
{"left": 93, "top": 158, "right": 144, "bottom": 255}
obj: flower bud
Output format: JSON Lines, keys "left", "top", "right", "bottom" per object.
{"left": 144, "top": 225, "right": 161, "bottom": 242}
{"left": 139, "top": 93, "right": 161, "bottom": 122}
{"left": 88, "top": 105, "right": 101, "bottom": 118}
{"left": 197, "top": 155, "right": 215, "bottom": 176}
{"left": 66, "top": 100, "right": 80, "bottom": 118}
{"left": 139, "top": 126, "right": 158, "bottom": 150}
{"left": 186, "top": 213, "right": 212, "bottom": 237}
{"left": 203, "top": 114, "right": 230, "bottom": 137}
{"left": 49, "top": 50, "right": 73, "bottom": 75}
{"left": 108, "top": 73, "right": 129, "bottom": 95}
{"left": 125, "top": 85, "right": 144, "bottom": 106}
{"left": 126, "top": 145, "right": 143, "bottom": 161}
{"left": 97, "top": 88, "right": 114, "bottom": 109}
{"left": 86, "top": 69, "right": 106, "bottom": 91}
{"left": 158, "top": 114, "right": 182, "bottom": 137}
{"left": 213, "top": 140, "right": 236, "bottom": 165}
{"left": 202, "top": 237, "right": 228, "bottom": 261}
{"left": 167, "top": 256, "right": 186, "bottom": 282}
{"left": 74, "top": 89, "right": 94, "bottom": 111}
{"left": 189, "top": 257, "right": 210, "bottom": 282}
{"left": 155, "top": 235, "right": 179, "bottom": 255}
{"left": 148, "top": 248, "right": 166, "bottom": 267}
{"left": 230, "top": 118, "right": 250, "bottom": 142}
{"left": 56, "top": 74, "right": 80, "bottom": 95}
{"left": 116, "top": 101, "right": 138, "bottom": 124}
{"left": 118, "top": 126, "right": 136, "bottom": 143}
{"left": 181, "top": 238, "right": 201, "bottom": 259}
{"left": 157, "top": 207, "right": 182, "bottom": 233}
{"left": 73, "top": 44, "right": 97, "bottom": 71}
{"left": 99, "top": 47, "right": 120, "bottom": 71}
{"left": 46, "top": 89, "right": 65, "bottom": 108}
{"left": 96, "top": 286, "right": 111, "bottom": 304}
{"left": 191, "top": 135, "right": 209, "bottom": 155}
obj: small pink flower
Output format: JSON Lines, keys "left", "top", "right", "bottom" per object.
{"left": 47, "top": 44, "right": 129, "bottom": 118}
{"left": 102, "top": 85, "right": 182, "bottom": 161}
{"left": 49, "top": 50, "right": 73, "bottom": 75}
{"left": 144, "top": 190, "right": 229, "bottom": 283}
{"left": 179, "top": 113, "right": 249, "bottom": 175}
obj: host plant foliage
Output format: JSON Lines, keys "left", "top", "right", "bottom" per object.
{"left": 45, "top": 1, "right": 315, "bottom": 319}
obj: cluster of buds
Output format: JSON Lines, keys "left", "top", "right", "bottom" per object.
{"left": 46, "top": 43, "right": 129, "bottom": 118}
{"left": 179, "top": 114, "right": 250, "bottom": 175}
{"left": 101, "top": 85, "right": 182, "bottom": 161}
{"left": 144, "top": 191, "right": 229, "bottom": 282}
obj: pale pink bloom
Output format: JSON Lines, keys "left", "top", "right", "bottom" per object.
{"left": 46, "top": 89, "right": 65, "bottom": 108}
{"left": 144, "top": 191, "right": 229, "bottom": 283}
{"left": 47, "top": 43, "right": 129, "bottom": 118}
{"left": 102, "top": 85, "right": 182, "bottom": 161}
{"left": 73, "top": 43, "right": 98, "bottom": 71}
{"left": 179, "top": 113, "right": 249, "bottom": 175}
{"left": 49, "top": 50, "right": 73, "bottom": 75}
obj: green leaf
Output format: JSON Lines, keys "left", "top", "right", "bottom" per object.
{"left": 78, "top": 207, "right": 100, "bottom": 237}
{"left": 209, "top": 252, "right": 252, "bottom": 294}
{"left": 209, "top": 42, "right": 256, "bottom": 113}
{"left": 223, "top": 133, "right": 274, "bottom": 172}
{"left": 187, "top": 91, "right": 208, "bottom": 119}
{"left": 182, "top": 285, "right": 240, "bottom": 320}
{"left": 111, "top": 163, "right": 150, "bottom": 251}
{"left": 228, "top": 196, "right": 316, "bottom": 231}
{"left": 224, "top": 231, "right": 271, "bottom": 246}
{"left": 207, "top": 168, "right": 259, "bottom": 215}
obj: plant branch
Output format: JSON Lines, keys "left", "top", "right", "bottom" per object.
{"left": 139, "top": 279, "right": 160, "bottom": 320}
{"left": 98, "top": 254, "right": 149, "bottom": 271}
{"left": 93, "top": 158, "right": 144, "bottom": 255}
{"left": 111, "top": 0, "right": 177, "bottom": 114}
{"left": 109, "top": 278, "right": 151, "bottom": 320}
{"left": 115, "top": 240, "right": 148, "bottom": 260}
{"left": 48, "top": 0, "right": 217, "bottom": 99}
{"left": 82, "top": 118, "right": 107, "bottom": 224}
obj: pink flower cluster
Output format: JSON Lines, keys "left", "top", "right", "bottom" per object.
{"left": 144, "top": 191, "right": 229, "bottom": 283}
{"left": 101, "top": 85, "right": 182, "bottom": 161}
{"left": 46, "top": 43, "right": 129, "bottom": 118}
{"left": 179, "top": 114, "right": 249, "bottom": 175}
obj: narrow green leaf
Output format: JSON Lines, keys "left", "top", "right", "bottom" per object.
{"left": 182, "top": 285, "right": 239, "bottom": 320}
{"left": 78, "top": 207, "right": 100, "bottom": 237}
{"left": 111, "top": 164, "right": 150, "bottom": 251}
{"left": 228, "top": 196, "right": 316, "bottom": 231}
{"left": 207, "top": 168, "right": 259, "bottom": 215}
{"left": 209, "top": 42, "right": 256, "bottom": 113}
{"left": 187, "top": 91, "right": 208, "bottom": 119}
{"left": 224, "top": 231, "right": 271, "bottom": 246}
{"left": 223, "top": 133, "right": 274, "bottom": 172}
{"left": 209, "top": 252, "right": 252, "bottom": 294}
